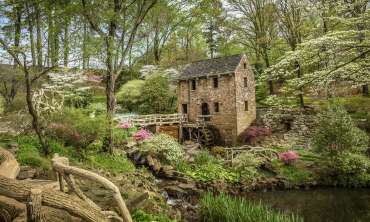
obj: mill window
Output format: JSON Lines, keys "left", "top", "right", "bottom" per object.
{"left": 244, "top": 77, "right": 248, "bottom": 87}
{"left": 191, "top": 79, "right": 196, "bottom": 90}
{"left": 182, "top": 104, "right": 188, "bottom": 114}
{"left": 214, "top": 102, "right": 219, "bottom": 113}
{"left": 244, "top": 101, "right": 249, "bottom": 111}
{"left": 244, "top": 62, "right": 247, "bottom": 69}
{"left": 213, "top": 77, "right": 219, "bottom": 88}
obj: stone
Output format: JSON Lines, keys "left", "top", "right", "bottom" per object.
{"left": 17, "top": 166, "right": 37, "bottom": 180}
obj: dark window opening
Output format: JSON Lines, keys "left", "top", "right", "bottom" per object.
{"left": 214, "top": 102, "right": 219, "bottom": 112}
{"left": 191, "top": 79, "right": 196, "bottom": 90}
{"left": 244, "top": 77, "right": 248, "bottom": 87}
{"left": 213, "top": 77, "right": 219, "bottom": 88}
{"left": 182, "top": 104, "right": 188, "bottom": 114}
{"left": 244, "top": 101, "right": 249, "bottom": 111}
{"left": 201, "top": 103, "right": 210, "bottom": 121}
{"left": 243, "top": 62, "right": 247, "bottom": 69}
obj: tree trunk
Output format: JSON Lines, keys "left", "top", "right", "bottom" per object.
{"left": 63, "top": 22, "right": 69, "bottom": 67}
{"left": 35, "top": 2, "right": 43, "bottom": 68}
{"left": 24, "top": 65, "right": 48, "bottom": 155}
{"left": 82, "top": 22, "right": 89, "bottom": 69}
{"left": 262, "top": 46, "right": 273, "bottom": 95}
{"left": 295, "top": 61, "right": 305, "bottom": 108}
{"left": 103, "top": 17, "right": 117, "bottom": 154}
{"left": 26, "top": 2, "right": 37, "bottom": 67}
{"left": 13, "top": 3, "right": 22, "bottom": 67}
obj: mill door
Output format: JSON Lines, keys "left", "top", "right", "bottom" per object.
{"left": 201, "top": 103, "right": 210, "bottom": 121}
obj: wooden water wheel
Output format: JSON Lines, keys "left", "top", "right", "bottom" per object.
{"left": 190, "top": 127, "right": 214, "bottom": 147}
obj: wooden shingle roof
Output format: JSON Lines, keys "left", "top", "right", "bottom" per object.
{"left": 179, "top": 54, "right": 243, "bottom": 80}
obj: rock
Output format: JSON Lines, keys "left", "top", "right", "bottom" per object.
{"left": 17, "top": 166, "right": 37, "bottom": 180}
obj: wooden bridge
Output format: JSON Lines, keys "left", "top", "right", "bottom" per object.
{"left": 116, "top": 113, "right": 188, "bottom": 127}
{"left": 115, "top": 113, "right": 216, "bottom": 146}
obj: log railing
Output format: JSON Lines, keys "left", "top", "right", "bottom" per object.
{"left": 116, "top": 113, "right": 188, "bottom": 127}
{"left": 0, "top": 147, "right": 133, "bottom": 222}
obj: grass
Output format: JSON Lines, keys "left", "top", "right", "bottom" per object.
{"left": 14, "top": 135, "right": 135, "bottom": 174}
{"left": 132, "top": 210, "right": 176, "bottom": 222}
{"left": 271, "top": 159, "right": 314, "bottom": 185}
{"left": 86, "top": 153, "right": 135, "bottom": 174}
{"left": 199, "top": 192, "right": 303, "bottom": 222}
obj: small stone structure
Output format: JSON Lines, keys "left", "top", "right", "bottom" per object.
{"left": 177, "top": 54, "right": 256, "bottom": 145}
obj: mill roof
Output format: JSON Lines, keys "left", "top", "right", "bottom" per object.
{"left": 179, "top": 54, "right": 244, "bottom": 79}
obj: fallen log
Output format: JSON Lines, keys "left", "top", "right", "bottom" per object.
{"left": 0, "top": 175, "right": 110, "bottom": 222}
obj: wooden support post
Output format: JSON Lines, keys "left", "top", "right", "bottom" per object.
{"left": 27, "top": 189, "right": 42, "bottom": 222}
{"left": 179, "top": 125, "right": 183, "bottom": 143}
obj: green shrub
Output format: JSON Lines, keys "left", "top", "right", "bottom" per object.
{"left": 47, "top": 108, "right": 105, "bottom": 150}
{"left": 87, "top": 102, "right": 106, "bottom": 116}
{"left": 16, "top": 136, "right": 50, "bottom": 169}
{"left": 312, "top": 104, "right": 369, "bottom": 157}
{"left": 117, "top": 80, "right": 145, "bottom": 112}
{"left": 64, "top": 88, "right": 93, "bottom": 108}
{"left": 233, "top": 152, "right": 263, "bottom": 182}
{"left": 199, "top": 192, "right": 303, "bottom": 222}
{"left": 179, "top": 151, "right": 239, "bottom": 182}
{"left": 132, "top": 210, "right": 176, "bottom": 222}
{"left": 139, "top": 74, "right": 176, "bottom": 114}
{"left": 323, "top": 153, "right": 370, "bottom": 187}
{"left": 140, "top": 134, "right": 184, "bottom": 164}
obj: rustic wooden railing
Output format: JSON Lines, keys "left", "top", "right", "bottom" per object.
{"left": 117, "top": 113, "right": 188, "bottom": 127}
{"left": 0, "top": 147, "right": 134, "bottom": 222}
{"left": 224, "top": 145, "right": 279, "bottom": 166}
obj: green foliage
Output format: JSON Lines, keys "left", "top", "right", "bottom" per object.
{"left": 86, "top": 153, "right": 135, "bottom": 174}
{"left": 179, "top": 151, "right": 239, "bottom": 182}
{"left": 140, "top": 134, "right": 184, "bottom": 165}
{"left": 139, "top": 74, "right": 176, "bottom": 114}
{"left": 16, "top": 136, "right": 50, "bottom": 170}
{"left": 47, "top": 108, "right": 106, "bottom": 150}
{"left": 233, "top": 152, "right": 263, "bottom": 182}
{"left": 199, "top": 192, "right": 303, "bottom": 222}
{"left": 87, "top": 102, "right": 106, "bottom": 116}
{"left": 322, "top": 153, "right": 370, "bottom": 187}
{"left": 132, "top": 210, "right": 176, "bottom": 222}
{"left": 271, "top": 159, "right": 313, "bottom": 185}
{"left": 116, "top": 80, "right": 145, "bottom": 112}
{"left": 312, "top": 104, "right": 369, "bottom": 157}
{"left": 0, "top": 97, "right": 4, "bottom": 114}
{"left": 64, "top": 88, "right": 93, "bottom": 108}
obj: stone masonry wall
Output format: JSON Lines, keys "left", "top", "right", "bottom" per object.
{"left": 235, "top": 56, "right": 256, "bottom": 137}
{"left": 178, "top": 75, "right": 238, "bottom": 145}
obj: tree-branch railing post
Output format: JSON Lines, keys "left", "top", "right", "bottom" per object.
{"left": 26, "top": 188, "right": 42, "bottom": 222}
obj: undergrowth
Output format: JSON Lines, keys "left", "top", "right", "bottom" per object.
{"left": 199, "top": 192, "right": 303, "bottom": 222}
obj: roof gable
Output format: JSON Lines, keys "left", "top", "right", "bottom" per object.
{"left": 179, "top": 54, "right": 243, "bottom": 79}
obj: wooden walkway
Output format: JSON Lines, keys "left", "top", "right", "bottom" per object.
{"left": 117, "top": 113, "right": 188, "bottom": 127}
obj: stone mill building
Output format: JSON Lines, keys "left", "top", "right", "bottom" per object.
{"left": 177, "top": 54, "right": 256, "bottom": 145}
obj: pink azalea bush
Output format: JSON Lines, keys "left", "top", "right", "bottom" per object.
{"left": 118, "top": 122, "right": 132, "bottom": 129}
{"left": 279, "top": 151, "right": 299, "bottom": 165}
{"left": 133, "top": 129, "right": 152, "bottom": 141}
{"left": 86, "top": 74, "right": 102, "bottom": 83}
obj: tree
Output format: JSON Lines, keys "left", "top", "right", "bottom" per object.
{"left": 228, "top": 0, "right": 278, "bottom": 94}
{"left": 276, "top": 0, "right": 308, "bottom": 107}
{"left": 0, "top": 38, "right": 56, "bottom": 154}
{"left": 82, "top": 0, "right": 157, "bottom": 153}
{"left": 267, "top": 0, "right": 370, "bottom": 97}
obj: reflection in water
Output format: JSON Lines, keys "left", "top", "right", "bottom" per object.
{"left": 246, "top": 188, "right": 370, "bottom": 222}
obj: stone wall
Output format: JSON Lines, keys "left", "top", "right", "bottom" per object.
{"left": 235, "top": 56, "right": 256, "bottom": 137}
{"left": 257, "top": 108, "right": 319, "bottom": 136}
{"left": 177, "top": 75, "right": 238, "bottom": 144}
{"left": 254, "top": 108, "right": 319, "bottom": 148}
{"left": 177, "top": 55, "right": 256, "bottom": 145}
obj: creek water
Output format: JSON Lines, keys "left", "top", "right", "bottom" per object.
{"left": 246, "top": 188, "right": 370, "bottom": 222}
